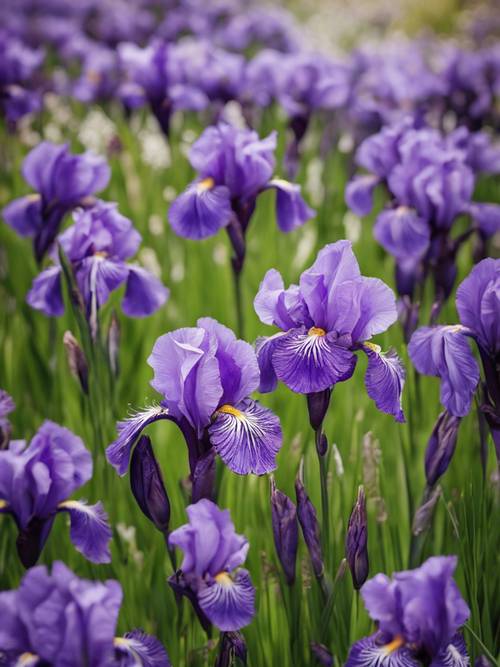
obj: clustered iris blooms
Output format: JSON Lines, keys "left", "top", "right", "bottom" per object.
{"left": 254, "top": 240, "right": 405, "bottom": 422}
{"left": 0, "top": 420, "right": 112, "bottom": 567}
{"left": 168, "top": 498, "right": 255, "bottom": 632}
{"left": 346, "top": 556, "right": 470, "bottom": 667}
{"left": 106, "top": 317, "right": 282, "bottom": 482}
{"left": 409, "top": 258, "right": 500, "bottom": 460}
{"left": 2, "top": 141, "right": 110, "bottom": 262}
{"left": 27, "top": 199, "right": 169, "bottom": 320}
{"left": 0, "top": 560, "right": 171, "bottom": 666}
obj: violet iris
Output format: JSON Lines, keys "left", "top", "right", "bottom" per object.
{"left": 0, "top": 420, "right": 112, "bottom": 567}
{"left": 346, "top": 556, "right": 470, "bottom": 667}
{"left": 168, "top": 498, "right": 255, "bottom": 632}
{"left": 0, "top": 389, "right": 15, "bottom": 449}
{"left": 2, "top": 141, "right": 110, "bottom": 261}
{"left": 0, "top": 31, "right": 43, "bottom": 125}
{"left": 26, "top": 199, "right": 169, "bottom": 321}
{"left": 106, "top": 317, "right": 282, "bottom": 486}
{"left": 0, "top": 561, "right": 170, "bottom": 666}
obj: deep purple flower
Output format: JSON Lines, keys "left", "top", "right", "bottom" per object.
{"left": 0, "top": 421, "right": 111, "bottom": 567}
{"left": 295, "top": 472, "right": 324, "bottom": 579}
{"left": 73, "top": 45, "right": 119, "bottom": 103}
{"left": 130, "top": 435, "right": 170, "bottom": 533}
{"left": 2, "top": 142, "right": 110, "bottom": 261}
{"left": 270, "top": 476, "right": 298, "bottom": 585}
{"left": 215, "top": 631, "right": 247, "bottom": 667}
{"left": 254, "top": 240, "right": 405, "bottom": 422}
{"left": 346, "top": 556, "right": 470, "bottom": 666}
{"left": 168, "top": 499, "right": 255, "bottom": 632}
{"left": 0, "top": 561, "right": 170, "bottom": 666}
{"left": 26, "top": 199, "right": 169, "bottom": 320}
{"left": 0, "top": 389, "right": 15, "bottom": 449}
{"left": 0, "top": 32, "right": 43, "bottom": 124}
{"left": 425, "top": 411, "right": 461, "bottom": 487}
{"left": 346, "top": 486, "right": 369, "bottom": 590}
{"left": 106, "top": 317, "right": 282, "bottom": 482}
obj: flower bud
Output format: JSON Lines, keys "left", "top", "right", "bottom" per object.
{"left": 345, "top": 486, "right": 369, "bottom": 590}
{"left": 191, "top": 448, "right": 216, "bottom": 503}
{"left": 475, "top": 656, "right": 492, "bottom": 667}
{"left": 425, "top": 411, "right": 460, "bottom": 487}
{"left": 107, "top": 311, "right": 121, "bottom": 378}
{"left": 215, "top": 631, "right": 247, "bottom": 667}
{"left": 270, "top": 476, "right": 298, "bottom": 585}
{"left": 412, "top": 486, "right": 441, "bottom": 536}
{"left": 63, "top": 331, "right": 89, "bottom": 394}
{"left": 130, "top": 436, "right": 170, "bottom": 533}
{"left": 306, "top": 389, "right": 331, "bottom": 431}
{"left": 311, "top": 642, "right": 333, "bottom": 666}
{"left": 295, "top": 464, "right": 323, "bottom": 579}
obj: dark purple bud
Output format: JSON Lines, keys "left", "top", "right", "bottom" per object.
{"left": 412, "top": 486, "right": 441, "bottom": 536}
{"left": 191, "top": 448, "right": 216, "bottom": 503}
{"left": 425, "top": 411, "right": 461, "bottom": 487}
{"left": 63, "top": 331, "right": 89, "bottom": 394}
{"left": 295, "top": 466, "right": 324, "bottom": 579}
{"left": 311, "top": 642, "right": 333, "bottom": 666}
{"left": 398, "top": 296, "right": 420, "bottom": 344}
{"left": 306, "top": 389, "right": 331, "bottom": 431}
{"left": 130, "top": 436, "right": 170, "bottom": 533}
{"left": 270, "top": 476, "right": 298, "bottom": 585}
{"left": 107, "top": 311, "right": 121, "bottom": 378}
{"left": 16, "top": 516, "right": 54, "bottom": 568}
{"left": 215, "top": 631, "right": 247, "bottom": 667}
{"left": 475, "top": 656, "right": 492, "bottom": 667}
{"left": 168, "top": 570, "right": 211, "bottom": 634}
{"left": 345, "top": 486, "right": 369, "bottom": 590}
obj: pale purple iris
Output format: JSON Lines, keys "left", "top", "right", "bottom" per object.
{"left": 168, "top": 499, "right": 255, "bottom": 632}
{"left": 0, "top": 31, "right": 43, "bottom": 124}
{"left": 168, "top": 122, "right": 313, "bottom": 255}
{"left": 106, "top": 317, "right": 282, "bottom": 482}
{"left": 0, "top": 561, "right": 170, "bottom": 666}
{"left": 0, "top": 420, "right": 112, "bottom": 568}
{"left": 27, "top": 199, "right": 169, "bottom": 320}
{"left": 346, "top": 556, "right": 470, "bottom": 667}
{"left": 2, "top": 141, "right": 110, "bottom": 261}
{"left": 254, "top": 240, "right": 405, "bottom": 422}
{"left": 409, "top": 258, "right": 500, "bottom": 458}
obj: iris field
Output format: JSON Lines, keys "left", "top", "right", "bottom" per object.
{"left": 0, "top": 1, "right": 499, "bottom": 666}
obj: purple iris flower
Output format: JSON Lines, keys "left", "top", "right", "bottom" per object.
{"left": 346, "top": 556, "right": 470, "bottom": 667}
{"left": 254, "top": 240, "right": 405, "bottom": 422}
{"left": 0, "top": 560, "right": 170, "bottom": 666}
{"left": 106, "top": 317, "right": 282, "bottom": 483}
{"left": 2, "top": 141, "right": 110, "bottom": 261}
{"left": 73, "top": 45, "right": 119, "bottom": 103}
{"left": 169, "top": 121, "right": 313, "bottom": 244}
{"left": 0, "top": 420, "right": 112, "bottom": 567}
{"left": 168, "top": 499, "right": 255, "bottom": 632}
{"left": 0, "top": 389, "right": 15, "bottom": 449}
{"left": 219, "top": 6, "right": 299, "bottom": 53}
{"left": 409, "top": 258, "right": 500, "bottom": 458}
{"left": 0, "top": 31, "right": 43, "bottom": 125}
{"left": 26, "top": 199, "right": 169, "bottom": 320}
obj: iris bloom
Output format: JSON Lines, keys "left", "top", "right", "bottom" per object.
{"left": 0, "top": 33, "right": 43, "bottom": 125}
{"left": 168, "top": 122, "right": 313, "bottom": 248}
{"left": 0, "top": 389, "right": 15, "bottom": 449}
{"left": 346, "top": 556, "right": 470, "bottom": 667}
{"left": 254, "top": 240, "right": 405, "bottom": 422}
{"left": 0, "top": 420, "right": 112, "bottom": 567}
{"left": 106, "top": 317, "right": 282, "bottom": 482}
{"left": 2, "top": 141, "right": 110, "bottom": 261}
{"left": 168, "top": 499, "right": 255, "bottom": 632}
{"left": 27, "top": 199, "right": 169, "bottom": 320}
{"left": 0, "top": 561, "right": 170, "bottom": 666}
{"left": 409, "top": 258, "right": 499, "bottom": 458}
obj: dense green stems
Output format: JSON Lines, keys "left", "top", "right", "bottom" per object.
{"left": 231, "top": 265, "right": 245, "bottom": 340}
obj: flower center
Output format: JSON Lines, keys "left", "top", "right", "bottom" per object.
{"left": 27, "top": 193, "right": 41, "bottom": 203}
{"left": 217, "top": 404, "right": 244, "bottom": 419}
{"left": 197, "top": 177, "right": 215, "bottom": 192}
{"left": 364, "top": 341, "right": 381, "bottom": 354}
{"left": 383, "top": 636, "right": 405, "bottom": 655}
{"left": 18, "top": 654, "right": 39, "bottom": 666}
{"left": 308, "top": 327, "right": 326, "bottom": 337}
{"left": 215, "top": 572, "right": 233, "bottom": 586}
{"left": 0, "top": 499, "right": 8, "bottom": 510}
{"left": 94, "top": 250, "right": 108, "bottom": 258}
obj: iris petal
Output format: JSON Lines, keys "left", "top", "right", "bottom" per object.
{"left": 345, "top": 634, "right": 420, "bottom": 667}
{"left": 363, "top": 346, "right": 406, "bottom": 422}
{"left": 115, "top": 629, "right": 171, "bottom": 666}
{"left": 198, "top": 569, "right": 255, "bottom": 631}
{"left": 58, "top": 499, "right": 112, "bottom": 564}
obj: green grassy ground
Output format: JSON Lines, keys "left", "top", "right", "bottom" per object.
{"left": 0, "top": 102, "right": 498, "bottom": 666}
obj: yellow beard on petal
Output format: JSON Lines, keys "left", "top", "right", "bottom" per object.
{"left": 383, "top": 636, "right": 405, "bottom": 655}
{"left": 364, "top": 341, "right": 382, "bottom": 354}
{"left": 197, "top": 177, "right": 215, "bottom": 193}
{"left": 308, "top": 327, "right": 326, "bottom": 337}
{"left": 215, "top": 572, "right": 233, "bottom": 586}
{"left": 216, "top": 404, "right": 244, "bottom": 419}
{"left": 0, "top": 499, "right": 8, "bottom": 510}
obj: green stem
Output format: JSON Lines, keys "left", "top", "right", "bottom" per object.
{"left": 232, "top": 265, "right": 244, "bottom": 340}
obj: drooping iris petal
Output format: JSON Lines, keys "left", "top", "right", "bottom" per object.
{"left": 76, "top": 256, "right": 129, "bottom": 312}
{"left": 208, "top": 398, "right": 282, "bottom": 475}
{"left": 197, "top": 569, "right": 255, "bottom": 631}
{"left": 255, "top": 334, "right": 285, "bottom": 393}
{"left": 58, "top": 499, "right": 112, "bottom": 564}
{"left": 2, "top": 194, "right": 43, "bottom": 237}
{"left": 272, "top": 328, "right": 357, "bottom": 394}
{"left": 363, "top": 346, "right": 405, "bottom": 422}
{"left": 266, "top": 178, "right": 314, "bottom": 232}
{"left": 168, "top": 181, "right": 232, "bottom": 240}
{"left": 26, "top": 266, "right": 64, "bottom": 317}
{"left": 345, "top": 634, "right": 419, "bottom": 667}
{"left": 122, "top": 265, "right": 169, "bottom": 317}
{"left": 429, "top": 634, "right": 470, "bottom": 667}
{"left": 115, "top": 629, "right": 171, "bottom": 667}
{"left": 408, "top": 326, "right": 480, "bottom": 417}
{"left": 345, "top": 175, "right": 380, "bottom": 216}
{"left": 374, "top": 207, "right": 430, "bottom": 263}
{"left": 468, "top": 203, "right": 500, "bottom": 238}
{"left": 106, "top": 406, "right": 172, "bottom": 476}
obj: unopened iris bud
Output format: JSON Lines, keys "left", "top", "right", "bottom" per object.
{"left": 306, "top": 389, "right": 331, "bottom": 431}
{"left": 63, "top": 331, "right": 89, "bottom": 394}
{"left": 130, "top": 436, "right": 170, "bottom": 533}
{"left": 191, "top": 448, "right": 216, "bottom": 503}
{"left": 425, "top": 411, "right": 460, "bottom": 487}
{"left": 346, "top": 485, "right": 369, "bottom": 590}
{"left": 215, "top": 631, "right": 247, "bottom": 667}
{"left": 475, "top": 656, "right": 492, "bottom": 667}
{"left": 295, "top": 467, "right": 324, "bottom": 579}
{"left": 412, "top": 486, "right": 441, "bottom": 536}
{"left": 311, "top": 642, "right": 333, "bottom": 666}
{"left": 270, "top": 476, "right": 298, "bottom": 585}
{"left": 107, "top": 311, "right": 121, "bottom": 378}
